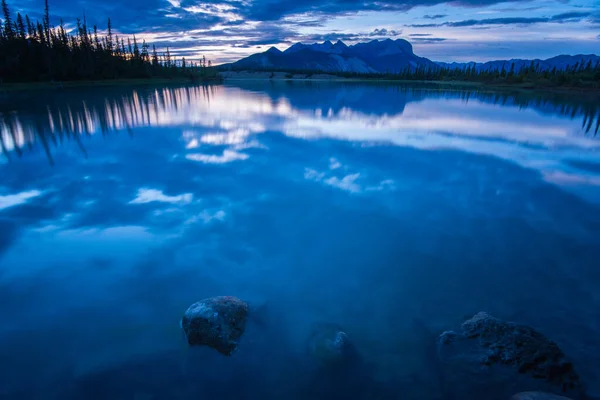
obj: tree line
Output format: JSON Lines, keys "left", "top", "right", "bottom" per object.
{"left": 374, "top": 59, "right": 600, "bottom": 88}
{"left": 225, "top": 59, "right": 600, "bottom": 89}
{"left": 0, "top": 0, "right": 218, "bottom": 83}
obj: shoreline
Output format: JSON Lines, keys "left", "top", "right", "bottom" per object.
{"left": 1, "top": 74, "right": 597, "bottom": 97}
{"left": 0, "top": 77, "right": 222, "bottom": 92}
{"left": 219, "top": 71, "right": 600, "bottom": 96}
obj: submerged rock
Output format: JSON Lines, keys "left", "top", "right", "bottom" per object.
{"left": 307, "top": 323, "right": 355, "bottom": 367}
{"left": 181, "top": 296, "right": 249, "bottom": 356}
{"left": 437, "top": 312, "right": 584, "bottom": 399}
{"left": 512, "top": 392, "right": 573, "bottom": 400}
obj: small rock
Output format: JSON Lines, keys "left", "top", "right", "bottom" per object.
{"left": 511, "top": 392, "right": 573, "bottom": 400}
{"left": 307, "top": 322, "right": 354, "bottom": 367}
{"left": 181, "top": 296, "right": 249, "bottom": 356}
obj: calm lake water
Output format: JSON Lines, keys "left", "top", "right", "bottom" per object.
{"left": 1, "top": 82, "right": 599, "bottom": 400}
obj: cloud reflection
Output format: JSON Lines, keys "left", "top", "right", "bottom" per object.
{"left": 130, "top": 189, "right": 194, "bottom": 205}
{"left": 186, "top": 149, "right": 249, "bottom": 163}
{"left": 1, "top": 82, "right": 599, "bottom": 199}
{"left": 0, "top": 190, "right": 44, "bottom": 211}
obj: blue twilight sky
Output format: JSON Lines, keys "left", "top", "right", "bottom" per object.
{"left": 7, "top": 0, "right": 600, "bottom": 63}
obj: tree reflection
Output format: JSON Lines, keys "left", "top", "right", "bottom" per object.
{"left": 0, "top": 84, "right": 218, "bottom": 164}
{"left": 0, "top": 83, "right": 598, "bottom": 165}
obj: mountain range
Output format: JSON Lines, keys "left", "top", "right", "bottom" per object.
{"left": 220, "top": 39, "right": 599, "bottom": 74}
{"left": 436, "top": 54, "right": 600, "bottom": 73}
{"left": 221, "top": 39, "right": 436, "bottom": 73}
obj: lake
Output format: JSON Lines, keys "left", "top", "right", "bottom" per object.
{"left": 1, "top": 82, "right": 599, "bottom": 400}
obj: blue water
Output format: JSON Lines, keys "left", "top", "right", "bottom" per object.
{"left": 1, "top": 83, "right": 599, "bottom": 399}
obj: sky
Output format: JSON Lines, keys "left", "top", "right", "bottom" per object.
{"left": 9, "top": 0, "right": 600, "bottom": 64}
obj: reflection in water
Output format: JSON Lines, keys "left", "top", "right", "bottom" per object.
{"left": 1, "top": 83, "right": 598, "bottom": 166}
{"left": 2, "top": 82, "right": 600, "bottom": 399}
{"left": 1, "top": 85, "right": 220, "bottom": 164}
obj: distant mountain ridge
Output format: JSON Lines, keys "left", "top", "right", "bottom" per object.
{"left": 436, "top": 54, "right": 600, "bottom": 72}
{"left": 220, "top": 39, "right": 599, "bottom": 74}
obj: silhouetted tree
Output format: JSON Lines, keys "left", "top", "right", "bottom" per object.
{"left": 0, "top": 0, "right": 217, "bottom": 83}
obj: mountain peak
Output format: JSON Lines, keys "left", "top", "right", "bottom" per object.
{"left": 266, "top": 46, "right": 282, "bottom": 54}
{"left": 284, "top": 42, "right": 307, "bottom": 53}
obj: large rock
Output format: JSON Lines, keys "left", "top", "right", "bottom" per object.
{"left": 181, "top": 296, "right": 249, "bottom": 356}
{"left": 437, "top": 312, "right": 585, "bottom": 399}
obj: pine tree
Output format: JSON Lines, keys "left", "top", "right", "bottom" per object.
{"left": 43, "top": 0, "right": 50, "bottom": 44}
{"left": 508, "top": 62, "right": 515, "bottom": 77}
{"left": 15, "top": 12, "right": 25, "bottom": 39}
{"left": 132, "top": 35, "right": 140, "bottom": 60}
{"left": 25, "top": 15, "right": 34, "bottom": 38}
{"left": 93, "top": 25, "right": 100, "bottom": 50}
{"left": 106, "top": 18, "right": 113, "bottom": 54}
{"left": 151, "top": 44, "right": 159, "bottom": 67}
{"left": 165, "top": 47, "right": 171, "bottom": 67}
{"left": 141, "top": 40, "right": 149, "bottom": 63}
{"left": 2, "top": 0, "right": 14, "bottom": 40}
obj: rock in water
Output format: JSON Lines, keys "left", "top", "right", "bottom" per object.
{"left": 512, "top": 392, "right": 573, "bottom": 400}
{"left": 181, "top": 296, "right": 249, "bottom": 356}
{"left": 307, "top": 322, "right": 355, "bottom": 367}
{"left": 437, "top": 312, "right": 585, "bottom": 399}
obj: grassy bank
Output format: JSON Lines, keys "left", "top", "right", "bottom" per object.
{"left": 0, "top": 77, "right": 222, "bottom": 92}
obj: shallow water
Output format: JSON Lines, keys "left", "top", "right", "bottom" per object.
{"left": 0, "top": 82, "right": 599, "bottom": 399}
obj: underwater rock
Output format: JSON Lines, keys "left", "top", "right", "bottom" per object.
{"left": 181, "top": 296, "right": 249, "bottom": 356}
{"left": 511, "top": 392, "right": 573, "bottom": 400}
{"left": 437, "top": 312, "right": 584, "bottom": 399}
{"left": 307, "top": 323, "right": 355, "bottom": 367}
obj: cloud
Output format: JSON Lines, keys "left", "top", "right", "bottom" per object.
{"left": 186, "top": 138, "right": 200, "bottom": 149}
{"left": 411, "top": 37, "right": 448, "bottom": 43}
{"left": 304, "top": 168, "right": 326, "bottom": 181}
{"left": 200, "top": 129, "right": 251, "bottom": 145}
{"left": 408, "top": 11, "right": 593, "bottom": 28}
{"left": 329, "top": 158, "right": 342, "bottom": 170}
{"left": 243, "top": 0, "right": 527, "bottom": 22}
{"left": 186, "top": 150, "right": 249, "bottom": 163}
{"left": 129, "top": 189, "right": 193, "bottom": 205}
{"left": 186, "top": 209, "right": 227, "bottom": 224}
{"left": 423, "top": 14, "right": 447, "bottom": 19}
{"left": 324, "top": 174, "right": 361, "bottom": 193}
{"left": 0, "top": 190, "right": 43, "bottom": 211}
{"left": 369, "top": 28, "right": 401, "bottom": 37}
{"left": 304, "top": 164, "right": 393, "bottom": 194}
{"left": 366, "top": 179, "right": 396, "bottom": 191}
{"left": 409, "top": 33, "right": 432, "bottom": 37}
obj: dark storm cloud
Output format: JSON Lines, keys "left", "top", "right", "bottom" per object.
{"left": 408, "top": 11, "right": 592, "bottom": 28}
{"left": 14, "top": 0, "right": 230, "bottom": 34}
{"left": 423, "top": 14, "right": 447, "bottom": 19}
{"left": 175, "top": 0, "right": 539, "bottom": 22}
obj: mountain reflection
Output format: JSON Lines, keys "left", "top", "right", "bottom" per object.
{"left": 0, "top": 82, "right": 598, "bottom": 165}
